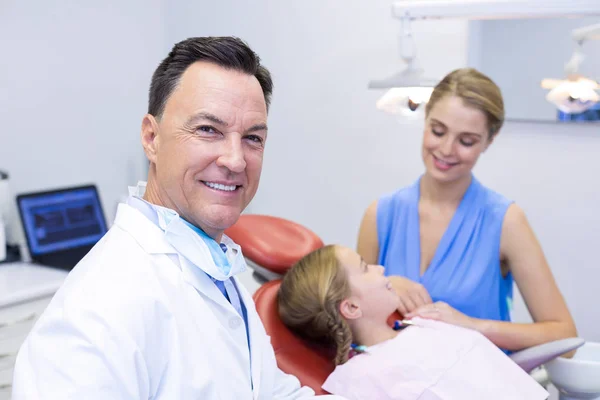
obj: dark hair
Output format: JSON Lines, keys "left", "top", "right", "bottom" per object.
{"left": 148, "top": 36, "right": 273, "bottom": 118}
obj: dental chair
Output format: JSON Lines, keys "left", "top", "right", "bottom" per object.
{"left": 253, "top": 279, "right": 407, "bottom": 395}
{"left": 253, "top": 280, "right": 334, "bottom": 395}
{"left": 226, "top": 214, "right": 587, "bottom": 395}
{"left": 226, "top": 214, "right": 324, "bottom": 283}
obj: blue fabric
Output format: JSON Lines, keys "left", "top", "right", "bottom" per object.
{"left": 557, "top": 101, "right": 600, "bottom": 122}
{"left": 179, "top": 220, "right": 246, "bottom": 312}
{"left": 213, "top": 244, "right": 231, "bottom": 300}
{"left": 181, "top": 219, "right": 232, "bottom": 276}
{"left": 213, "top": 278, "right": 230, "bottom": 301}
{"left": 377, "top": 175, "right": 514, "bottom": 323}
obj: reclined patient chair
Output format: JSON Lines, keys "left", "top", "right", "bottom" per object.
{"left": 225, "top": 214, "right": 585, "bottom": 394}
{"left": 226, "top": 214, "right": 324, "bottom": 283}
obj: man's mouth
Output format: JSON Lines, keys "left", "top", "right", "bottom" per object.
{"left": 202, "top": 181, "right": 241, "bottom": 192}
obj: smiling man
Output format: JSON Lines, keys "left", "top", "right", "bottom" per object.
{"left": 141, "top": 59, "right": 268, "bottom": 240}
{"left": 12, "top": 37, "right": 344, "bottom": 400}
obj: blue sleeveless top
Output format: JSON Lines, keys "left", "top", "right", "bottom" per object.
{"left": 377, "top": 175, "right": 514, "bottom": 322}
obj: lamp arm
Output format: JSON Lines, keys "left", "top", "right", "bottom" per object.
{"left": 564, "top": 23, "right": 600, "bottom": 75}
{"left": 572, "top": 22, "right": 600, "bottom": 43}
{"left": 564, "top": 44, "right": 585, "bottom": 75}
{"left": 398, "top": 15, "right": 417, "bottom": 69}
{"left": 392, "top": 0, "right": 600, "bottom": 21}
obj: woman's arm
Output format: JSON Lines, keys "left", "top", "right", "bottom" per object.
{"left": 474, "top": 203, "right": 577, "bottom": 350}
{"left": 356, "top": 200, "right": 379, "bottom": 265}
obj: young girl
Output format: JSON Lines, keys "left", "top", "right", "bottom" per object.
{"left": 278, "top": 245, "right": 549, "bottom": 400}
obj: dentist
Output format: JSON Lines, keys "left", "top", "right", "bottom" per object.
{"left": 13, "top": 36, "right": 344, "bottom": 399}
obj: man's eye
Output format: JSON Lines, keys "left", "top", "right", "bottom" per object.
{"left": 197, "top": 126, "right": 217, "bottom": 134}
{"left": 245, "top": 135, "right": 264, "bottom": 144}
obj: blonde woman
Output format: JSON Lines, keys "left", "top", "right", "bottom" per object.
{"left": 278, "top": 245, "right": 548, "bottom": 399}
{"left": 356, "top": 68, "right": 576, "bottom": 352}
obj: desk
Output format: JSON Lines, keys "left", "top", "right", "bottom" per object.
{"left": 0, "top": 263, "right": 68, "bottom": 399}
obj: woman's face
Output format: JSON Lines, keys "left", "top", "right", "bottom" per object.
{"left": 336, "top": 246, "right": 399, "bottom": 320}
{"left": 422, "top": 95, "right": 492, "bottom": 184}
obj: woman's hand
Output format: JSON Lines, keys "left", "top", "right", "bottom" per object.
{"left": 389, "top": 276, "right": 433, "bottom": 315}
{"left": 405, "top": 301, "right": 480, "bottom": 331}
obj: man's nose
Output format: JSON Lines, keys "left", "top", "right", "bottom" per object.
{"left": 216, "top": 135, "right": 246, "bottom": 173}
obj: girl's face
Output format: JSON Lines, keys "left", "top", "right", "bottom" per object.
{"left": 336, "top": 246, "right": 399, "bottom": 321}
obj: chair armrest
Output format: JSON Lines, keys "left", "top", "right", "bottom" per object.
{"left": 509, "top": 337, "right": 585, "bottom": 372}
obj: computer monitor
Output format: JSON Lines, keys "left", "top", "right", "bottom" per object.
{"left": 16, "top": 184, "right": 108, "bottom": 271}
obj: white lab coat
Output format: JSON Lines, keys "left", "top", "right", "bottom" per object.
{"left": 12, "top": 202, "right": 344, "bottom": 399}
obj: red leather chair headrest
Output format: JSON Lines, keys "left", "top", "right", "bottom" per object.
{"left": 253, "top": 280, "right": 334, "bottom": 395}
{"left": 225, "top": 215, "right": 324, "bottom": 275}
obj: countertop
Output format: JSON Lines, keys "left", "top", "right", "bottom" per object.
{"left": 0, "top": 262, "right": 68, "bottom": 308}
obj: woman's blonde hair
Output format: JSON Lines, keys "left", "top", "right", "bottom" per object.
{"left": 278, "top": 245, "right": 353, "bottom": 366}
{"left": 425, "top": 68, "right": 505, "bottom": 138}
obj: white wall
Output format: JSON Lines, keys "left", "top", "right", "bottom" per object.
{"left": 472, "top": 17, "right": 600, "bottom": 122}
{"left": 166, "top": 1, "right": 600, "bottom": 345}
{"left": 0, "top": 0, "right": 165, "bottom": 241}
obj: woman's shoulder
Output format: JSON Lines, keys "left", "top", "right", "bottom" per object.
{"left": 475, "top": 178, "right": 514, "bottom": 213}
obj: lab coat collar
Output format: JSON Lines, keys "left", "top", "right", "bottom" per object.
{"left": 113, "top": 202, "right": 177, "bottom": 255}
{"left": 116, "top": 202, "right": 238, "bottom": 310}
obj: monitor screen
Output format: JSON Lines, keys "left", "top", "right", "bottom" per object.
{"left": 17, "top": 185, "right": 107, "bottom": 256}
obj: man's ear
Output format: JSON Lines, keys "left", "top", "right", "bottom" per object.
{"left": 141, "top": 114, "right": 160, "bottom": 164}
{"left": 339, "top": 298, "right": 362, "bottom": 320}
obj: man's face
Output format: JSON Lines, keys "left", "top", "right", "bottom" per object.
{"left": 142, "top": 61, "right": 268, "bottom": 239}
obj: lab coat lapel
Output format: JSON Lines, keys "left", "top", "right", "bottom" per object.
{"left": 183, "top": 260, "right": 260, "bottom": 396}
{"left": 234, "top": 278, "right": 263, "bottom": 399}
{"left": 117, "top": 203, "right": 227, "bottom": 306}
{"left": 178, "top": 255, "right": 234, "bottom": 312}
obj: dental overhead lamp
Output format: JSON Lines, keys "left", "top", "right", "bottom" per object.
{"left": 541, "top": 23, "right": 600, "bottom": 114}
{"left": 370, "top": 0, "right": 600, "bottom": 116}
{"left": 368, "top": 15, "right": 439, "bottom": 116}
